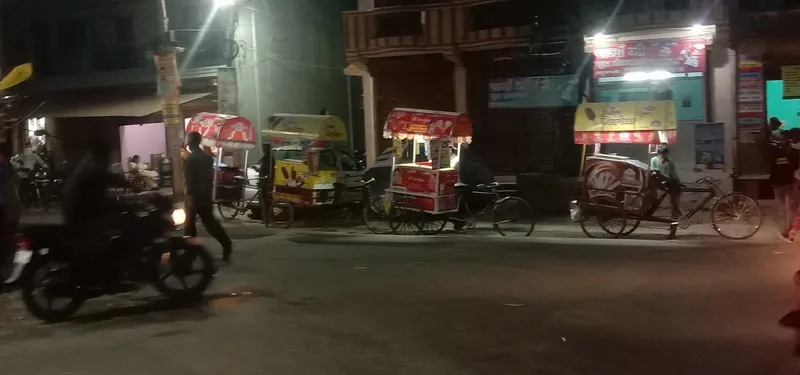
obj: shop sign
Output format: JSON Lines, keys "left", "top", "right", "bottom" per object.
{"left": 782, "top": 65, "right": 800, "bottom": 99}
{"left": 593, "top": 39, "right": 707, "bottom": 78}
{"left": 574, "top": 101, "right": 676, "bottom": 133}
{"left": 488, "top": 75, "right": 578, "bottom": 108}
{"left": 694, "top": 122, "right": 725, "bottom": 170}
{"left": 736, "top": 58, "right": 765, "bottom": 144}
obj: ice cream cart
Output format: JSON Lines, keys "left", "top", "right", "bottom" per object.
{"left": 382, "top": 108, "right": 472, "bottom": 235}
{"left": 573, "top": 101, "right": 762, "bottom": 239}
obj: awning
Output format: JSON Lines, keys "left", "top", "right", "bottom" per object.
{"left": 38, "top": 92, "right": 212, "bottom": 118}
{"left": 574, "top": 100, "right": 677, "bottom": 144}
{"left": 263, "top": 113, "right": 349, "bottom": 145}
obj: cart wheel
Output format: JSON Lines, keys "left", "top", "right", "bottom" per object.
{"left": 620, "top": 219, "right": 641, "bottom": 236}
{"left": 492, "top": 197, "right": 535, "bottom": 237}
{"left": 417, "top": 215, "right": 447, "bottom": 235}
{"left": 362, "top": 197, "right": 394, "bottom": 234}
{"left": 710, "top": 193, "right": 762, "bottom": 240}
{"left": 389, "top": 211, "right": 422, "bottom": 235}
{"left": 269, "top": 200, "right": 294, "bottom": 229}
{"left": 579, "top": 197, "right": 627, "bottom": 239}
{"left": 217, "top": 200, "right": 246, "bottom": 220}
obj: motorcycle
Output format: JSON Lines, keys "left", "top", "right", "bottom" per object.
{"left": 8, "top": 194, "right": 216, "bottom": 322}
{"left": 30, "top": 168, "right": 67, "bottom": 211}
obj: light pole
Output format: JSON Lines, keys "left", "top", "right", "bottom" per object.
{"left": 155, "top": 0, "right": 235, "bottom": 202}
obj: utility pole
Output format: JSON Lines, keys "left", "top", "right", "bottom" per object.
{"left": 155, "top": 0, "right": 185, "bottom": 202}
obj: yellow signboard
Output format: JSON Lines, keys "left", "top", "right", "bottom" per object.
{"left": 574, "top": 101, "right": 676, "bottom": 133}
{"left": 782, "top": 65, "right": 800, "bottom": 99}
{"left": 273, "top": 159, "right": 336, "bottom": 191}
{"left": 263, "top": 114, "right": 348, "bottom": 143}
{"left": 0, "top": 63, "right": 33, "bottom": 91}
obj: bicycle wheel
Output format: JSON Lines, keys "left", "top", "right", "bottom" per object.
{"left": 362, "top": 196, "right": 393, "bottom": 234}
{"left": 269, "top": 200, "right": 294, "bottom": 229}
{"left": 579, "top": 197, "right": 627, "bottom": 239}
{"left": 217, "top": 200, "right": 245, "bottom": 220}
{"left": 711, "top": 193, "right": 762, "bottom": 240}
{"left": 492, "top": 197, "right": 535, "bottom": 237}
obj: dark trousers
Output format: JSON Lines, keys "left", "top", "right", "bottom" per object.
{"left": 184, "top": 198, "right": 232, "bottom": 251}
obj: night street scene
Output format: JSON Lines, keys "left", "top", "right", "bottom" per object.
{"left": 3, "top": 0, "right": 800, "bottom": 374}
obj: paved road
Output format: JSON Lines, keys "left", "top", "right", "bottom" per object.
{"left": 1, "top": 229, "right": 799, "bottom": 374}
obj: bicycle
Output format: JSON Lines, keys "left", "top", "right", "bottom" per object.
{"left": 361, "top": 178, "right": 395, "bottom": 234}
{"left": 454, "top": 182, "right": 536, "bottom": 237}
{"left": 216, "top": 175, "right": 269, "bottom": 220}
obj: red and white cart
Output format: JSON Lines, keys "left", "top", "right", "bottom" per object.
{"left": 382, "top": 108, "right": 472, "bottom": 234}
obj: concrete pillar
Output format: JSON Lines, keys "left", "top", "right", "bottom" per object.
{"left": 454, "top": 65, "right": 467, "bottom": 113}
{"left": 362, "top": 74, "right": 378, "bottom": 166}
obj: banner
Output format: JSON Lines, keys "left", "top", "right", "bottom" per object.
{"left": 782, "top": 65, "right": 800, "bottom": 99}
{"left": 593, "top": 39, "right": 707, "bottom": 78}
{"left": 488, "top": 75, "right": 578, "bottom": 108}
{"left": 694, "top": 122, "right": 725, "bottom": 169}
{"left": 154, "top": 53, "right": 180, "bottom": 98}
{"left": 574, "top": 101, "right": 676, "bottom": 133}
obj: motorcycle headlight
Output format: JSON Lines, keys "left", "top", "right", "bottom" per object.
{"left": 171, "top": 208, "right": 186, "bottom": 226}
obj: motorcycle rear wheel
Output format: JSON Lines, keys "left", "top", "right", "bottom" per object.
{"left": 20, "top": 255, "right": 84, "bottom": 323}
{"left": 153, "top": 241, "right": 216, "bottom": 300}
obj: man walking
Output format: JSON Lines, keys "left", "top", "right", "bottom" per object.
{"left": 767, "top": 131, "right": 799, "bottom": 242}
{"left": 185, "top": 132, "right": 233, "bottom": 262}
{"left": 650, "top": 145, "right": 681, "bottom": 239}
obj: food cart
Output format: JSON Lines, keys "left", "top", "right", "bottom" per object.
{"left": 382, "top": 108, "right": 472, "bottom": 235}
{"left": 262, "top": 114, "right": 361, "bottom": 227}
{"left": 184, "top": 112, "right": 257, "bottom": 203}
{"left": 573, "top": 100, "right": 762, "bottom": 239}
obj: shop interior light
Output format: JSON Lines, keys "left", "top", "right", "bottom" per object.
{"left": 649, "top": 70, "right": 672, "bottom": 80}
{"left": 622, "top": 72, "right": 649, "bottom": 81}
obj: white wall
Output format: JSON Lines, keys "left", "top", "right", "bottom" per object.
{"left": 235, "top": 0, "right": 351, "bottom": 161}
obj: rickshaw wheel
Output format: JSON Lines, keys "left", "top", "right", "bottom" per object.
{"left": 620, "top": 219, "right": 641, "bottom": 236}
{"left": 217, "top": 200, "right": 246, "bottom": 220}
{"left": 269, "top": 200, "right": 294, "bottom": 229}
{"left": 389, "top": 211, "right": 423, "bottom": 235}
{"left": 417, "top": 215, "right": 447, "bottom": 235}
{"left": 710, "top": 193, "right": 762, "bottom": 240}
{"left": 579, "top": 197, "right": 627, "bottom": 239}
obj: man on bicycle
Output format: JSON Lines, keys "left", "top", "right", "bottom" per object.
{"left": 650, "top": 145, "right": 681, "bottom": 239}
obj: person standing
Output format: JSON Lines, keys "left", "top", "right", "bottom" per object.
{"left": 767, "top": 131, "right": 799, "bottom": 242}
{"left": 184, "top": 132, "right": 232, "bottom": 262}
{"left": 650, "top": 145, "right": 681, "bottom": 239}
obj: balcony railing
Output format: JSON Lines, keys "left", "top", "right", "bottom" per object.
{"left": 581, "top": 0, "right": 725, "bottom": 35}
{"left": 343, "top": 0, "right": 564, "bottom": 59}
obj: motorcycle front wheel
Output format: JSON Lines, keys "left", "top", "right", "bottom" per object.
{"left": 20, "top": 254, "right": 84, "bottom": 323}
{"left": 153, "top": 239, "right": 216, "bottom": 300}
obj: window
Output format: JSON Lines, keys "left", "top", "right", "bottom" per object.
{"left": 318, "top": 149, "right": 338, "bottom": 170}
{"left": 664, "top": 0, "right": 690, "bottom": 11}
{"left": 335, "top": 149, "right": 360, "bottom": 171}
{"left": 373, "top": 11, "right": 423, "bottom": 38}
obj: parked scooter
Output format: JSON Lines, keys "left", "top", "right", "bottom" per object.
{"left": 9, "top": 193, "right": 216, "bottom": 322}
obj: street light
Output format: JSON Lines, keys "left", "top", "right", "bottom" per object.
{"left": 214, "top": 0, "right": 235, "bottom": 9}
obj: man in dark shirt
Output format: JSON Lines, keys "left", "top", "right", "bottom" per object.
{"left": 63, "top": 137, "right": 129, "bottom": 227}
{"left": 768, "top": 131, "right": 799, "bottom": 241}
{"left": 184, "top": 132, "right": 232, "bottom": 261}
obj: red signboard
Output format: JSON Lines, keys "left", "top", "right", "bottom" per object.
{"left": 383, "top": 108, "right": 472, "bottom": 141}
{"left": 574, "top": 130, "right": 677, "bottom": 145}
{"left": 593, "top": 39, "right": 707, "bottom": 78}
{"left": 185, "top": 112, "right": 256, "bottom": 150}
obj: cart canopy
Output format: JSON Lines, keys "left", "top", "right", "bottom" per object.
{"left": 383, "top": 108, "right": 472, "bottom": 143}
{"left": 263, "top": 114, "right": 348, "bottom": 146}
{"left": 185, "top": 112, "right": 256, "bottom": 149}
{"left": 574, "top": 101, "right": 676, "bottom": 144}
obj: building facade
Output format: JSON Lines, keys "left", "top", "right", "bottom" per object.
{"left": 581, "top": 0, "right": 732, "bottom": 191}
{"left": 729, "top": 0, "right": 800, "bottom": 199}
{"left": 344, "top": 0, "right": 586, "bottom": 182}
{"left": 0, "top": 0, "right": 354, "bottom": 168}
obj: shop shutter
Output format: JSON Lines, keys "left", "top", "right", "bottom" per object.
{"left": 524, "top": 109, "right": 559, "bottom": 173}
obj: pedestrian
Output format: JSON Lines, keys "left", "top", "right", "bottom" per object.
{"left": 650, "top": 145, "right": 681, "bottom": 239}
{"left": 184, "top": 131, "right": 233, "bottom": 262}
{"left": 767, "top": 130, "right": 799, "bottom": 242}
